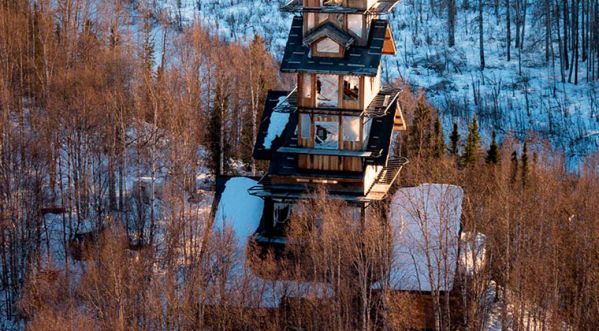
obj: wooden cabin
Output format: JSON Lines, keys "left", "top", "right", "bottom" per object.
{"left": 252, "top": 0, "right": 405, "bottom": 244}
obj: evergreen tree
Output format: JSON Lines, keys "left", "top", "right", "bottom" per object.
{"left": 450, "top": 122, "right": 460, "bottom": 156}
{"left": 407, "top": 96, "right": 434, "bottom": 159}
{"left": 462, "top": 115, "right": 481, "bottom": 164}
{"left": 433, "top": 118, "right": 446, "bottom": 158}
{"left": 486, "top": 130, "right": 500, "bottom": 164}
{"left": 521, "top": 142, "right": 529, "bottom": 187}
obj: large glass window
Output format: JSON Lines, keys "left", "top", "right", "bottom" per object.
{"left": 302, "top": 74, "right": 312, "bottom": 98}
{"left": 348, "top": 15, "right": 363, "bottom": 38}
{"left": 343, "top": 76, "right": 360, "bottom": 102}
{"left": 300, "top": 113, "right": 311, "bottom": 139}
{"left": 343, "top": 116, "right": 360, "bottom": 142}
{"left": 316, "top": 74, "right": 339, "bottom": 107}
{"left": 314, "top": 121, "right": 339, "bottom": 149}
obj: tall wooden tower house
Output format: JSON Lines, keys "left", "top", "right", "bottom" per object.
{"left": 251, "top": 0, "right": 406, "bottom": 244}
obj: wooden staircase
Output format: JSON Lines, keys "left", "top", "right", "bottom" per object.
{"left": 365, "top": 156, "right": 409, "bottom": 200}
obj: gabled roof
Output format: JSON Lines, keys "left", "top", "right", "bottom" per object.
{"left": 303, "top": 22, "right": 355, "bottom": 49}
{"left": 281, "top": 16, "right": 389, "bottom": 76}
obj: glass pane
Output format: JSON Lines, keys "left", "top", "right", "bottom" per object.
{"left": 302, "top": 75, "right": 312, "bottom": 98}
{"left": 316, "top": 38, "right": 340, "bottom": 54}
{"left": 300, "top": 113, "right": 311, "bottom": 139}
{"left": 322, "top": 0, "right": 343, "bottom": 6}
{"left": 348, "top": 15, "right": 363, "bottom": 38}
{"left": 343, "top": 116, "right": 360, "bottom": 142}
{"left": 318, "top": 13, "right": 329, "bottom": 24}
{"left": 362, "top": 117, "right": 372, "bottom": 145}
{"left": 316, "top": 74, "right": 339, "bottom": 107}
{"left": 314, "top": 121, "right": 339, "bottom": 149}
{"left": 306, "top": 13, "right": 316, "bottom": 30}
{"left": 343, "top": 76, "right": 360, "bottom": 101}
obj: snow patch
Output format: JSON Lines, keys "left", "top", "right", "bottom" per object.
{"left": 212, "top": 177, "right": 333, "bottom": 308}
{"left": 214, "top": 177, "right": 264, "bottom": 240}
{"left": 263, "top": 96, "right": 291, "bottom": 149}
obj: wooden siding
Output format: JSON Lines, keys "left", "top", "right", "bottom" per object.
{"left": 298, "top": 154, "right": 362, "bottom": 172}
{"left": 382, "top": 25, "right": 397, "bottom": 55}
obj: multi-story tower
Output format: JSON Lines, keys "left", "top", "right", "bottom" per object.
{"left": 251, "top": 0, "right": 406, "bottom": 243}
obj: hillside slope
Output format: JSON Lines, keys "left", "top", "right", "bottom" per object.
{"left": 158, "top": 0, "right": 598, "bottom": 166}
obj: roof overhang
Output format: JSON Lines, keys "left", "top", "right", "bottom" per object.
{"left": 303, "top": 22, "right": 355, "bottom": 49}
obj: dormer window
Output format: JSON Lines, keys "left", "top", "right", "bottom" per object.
{"left": 322, "top": 0, "right": 343, "bottom": 6}
{"left": 315, "top": 37, "right": 341, "bottom": 54}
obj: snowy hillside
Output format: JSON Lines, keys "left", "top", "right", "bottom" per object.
{"left": 152, "top": 0, "right": 598, "bottom": 166}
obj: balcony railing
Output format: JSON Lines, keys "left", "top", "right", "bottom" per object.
{"left": 365, "top": 155, "right": 409, "bottom": 200}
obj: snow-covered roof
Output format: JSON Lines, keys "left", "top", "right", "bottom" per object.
{"left": 214, "top": 177, "right": 264, "bottom": 240}
{"left": 382, "top": 184, "right": 464, "bottom": 292}
{"left": 212, "top": 177, "right": 332, "bottom": 308}
{"left": 262, "top": 96, "right": 292, "bottom": 150}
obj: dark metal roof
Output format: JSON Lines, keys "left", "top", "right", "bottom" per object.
{"left": 281, "top": 0, "right": 401, "bottom": 14}
{"left": 280, "top": 16, "right": 389, "bottom": 76}
{"left": 253, "top": 91, "right": 298, "bottom": 160}
{"left": 364, "top": 96, "right": 399, "bottom": 165}
{"left": 303, "top": 22, "right": 355, "bottom": 49}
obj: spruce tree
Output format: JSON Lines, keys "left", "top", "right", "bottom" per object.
{"left": 450, "top": 122, "right": 460, "bottom": 156}
{"left": 521, "top": 142, "right": 529, "bottom": 187}
{"left": 433, "top": 118, "right": 446, "bottom": 158}
{"left": 486, "top": 130, "right": 500, "bottom": 164}
{"left": 407, "top": 96, "right": 434, "bottom": 159}
{"left": 463, "top": 115, "right": 481, "bottom": 164}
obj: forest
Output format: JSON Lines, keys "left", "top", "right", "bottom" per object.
{"left": 0, "top": 0, "right": 599, "bottom": 330}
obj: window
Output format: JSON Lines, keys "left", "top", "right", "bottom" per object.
{"left": 318, "top": 13, "right": 329, "bottom": 24}
{"left": 314, "top": 121, "right": 339, "bottom": 149}
{"left": 300, "top": 113, "right": 311, "bottom": 139}
{"left": 316, "top": 38, "right": 340, "bottom": 54}
{"left": 343, "top": 116, "right": 360, "bottom": 142}
{"left": 348, "top": 15, "right": 363, "bottom": 38}
{"left": 316, "top": 74, "right": 339, "bottom": 107}
{"left": 343, "top": 76, "right": 360, "bottom": 102}
{"left": 302, "top": 74, "right": 312, "bottom": 98}
{"left": 322, "top": 0, "right": 343, "bottom": 6}
{"left": 362, "top": 117, "right": 372, "bottom": 145}
{"left": 306, "top": 13, "right": 316, "bottom": 31}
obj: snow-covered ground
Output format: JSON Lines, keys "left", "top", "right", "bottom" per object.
{"left": 152, "top": 0, "right": 598, "bottom": 168}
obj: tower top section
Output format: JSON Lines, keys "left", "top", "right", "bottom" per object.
{"left": 282, "top": 0, "right": 400, "bottom": 15}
